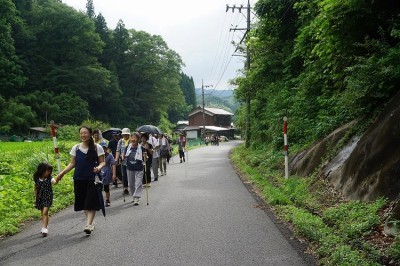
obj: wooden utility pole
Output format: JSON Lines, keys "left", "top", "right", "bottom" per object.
{"left": 226, "top": 0, "right": 251, "bottom": 147}
{"left": 202, "top": 80, "right": 213, "bottom": 139}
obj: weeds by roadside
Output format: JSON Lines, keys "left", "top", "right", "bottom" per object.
{"left": 231, "top": 144, "right": 399, "bottom": 265}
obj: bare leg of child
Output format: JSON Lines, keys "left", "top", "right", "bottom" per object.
{"left": 41, "top": 207, "right": 49, "bottom": 236}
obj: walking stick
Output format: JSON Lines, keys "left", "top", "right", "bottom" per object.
{"left": 121, "top": 162, "right": 125, "bottom": 202}
{"left": 50, "top": 121, "right": 61, "bottom": 173}
{"left": 144, "top": 157, "right": 149, "bottom": 205}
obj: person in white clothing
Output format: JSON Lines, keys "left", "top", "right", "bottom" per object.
{"left": 149, "top": 134, "right": 159, "bottom": 181}
{"left": 125, "top": 132, "right": 145, "bottom": 205}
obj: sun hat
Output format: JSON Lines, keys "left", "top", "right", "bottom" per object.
{"left": 99, "top": 141, "right": 108, "bottom": 148}
{"left": 121, "top": 128, "right": 131, "bottom": 135}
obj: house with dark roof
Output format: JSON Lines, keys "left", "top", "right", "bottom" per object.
{"left": 182, "top": 106, "right": 235, "bottom": 139}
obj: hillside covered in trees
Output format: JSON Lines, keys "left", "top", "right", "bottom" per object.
{"left": 0, "top": 0, "right": 196, "bottom": 135}
{"left": 234, "top": 0, "right": 400, "bottom": 152}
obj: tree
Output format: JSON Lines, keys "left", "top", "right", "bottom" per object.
{"left": 86, "top": 0, "right": 95, "bottom": 19}
{"left": 0, "top": 0, "right": 26, "bottom": 98}
{"left": 0, "top": 97, "right": 36, "bottom": 134}
{"left": 180, "top": 73, "right": 196, "bottom": 109}
{"left": 121, "top": 30, "right": 185, "bottom": 125}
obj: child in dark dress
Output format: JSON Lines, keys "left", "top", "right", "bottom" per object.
{"left": 33, "top": 162, "right": 58, "bottom": 237}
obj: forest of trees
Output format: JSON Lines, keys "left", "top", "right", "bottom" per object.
{"left": 0, "top": 0, "right": 196, "bottom": 135}
{"left": 234, "top": 0, "right": 400, "bottom": 151}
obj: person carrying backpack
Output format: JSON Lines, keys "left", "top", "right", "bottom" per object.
{"left": 159, "top": 134, "right": 170, "bottom": 175}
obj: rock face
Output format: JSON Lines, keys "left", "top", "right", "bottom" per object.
{"left": 290, "top": 121, "right": 357, "bottom": 177}
{"left": 290, "top": 91, "right": 400, "bottom": 202}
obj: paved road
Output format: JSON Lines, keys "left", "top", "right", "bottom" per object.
{"left": 0, "top": 141, "right": 315, "bottom": 266}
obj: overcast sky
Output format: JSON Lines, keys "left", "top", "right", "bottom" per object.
{"left": 61, "top": 0, "right": 257, "bottom": 92}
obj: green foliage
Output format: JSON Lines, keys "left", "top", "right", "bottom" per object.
{"left": 180, "top": 73, "right": 196, "bottom": 109}
{"left": 0, "top": 141, "right": 75, "bottom": 237}
{"left": 1, "top": 0, "right": 190, "bottom": 133}
{"left": 80, "top": 119, "right": 110, "bottom": 133}
{"left": 56, "top": 125, "right": 79, "bottom": 141}
{"left": 386, "top": 236, "right": 400, "bottom": 263}
{"left": 323, "top": 199, "right": 386, "bottom": 238}
{"left": 0, "top": 0, "right": 26, "bottom": 95}
{"left": 231, "top": 144, "right": 390, "bottom": 265}
{"left": 235, "top": 0, "right": 400, "bottom": 151}
{"left": 158, "top": 111, "right": 175, "bottom": 135}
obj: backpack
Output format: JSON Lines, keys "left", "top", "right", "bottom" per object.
{"left": 125, "top": 146, "right": 143, "bottom": 171}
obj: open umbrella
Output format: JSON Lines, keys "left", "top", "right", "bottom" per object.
{"left": 102, "top": 128, "right": 121, "bottom": 141}
{"left": 136, "top": 125, "right": 162, "bottom": 135}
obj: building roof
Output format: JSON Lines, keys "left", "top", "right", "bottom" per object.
{"left": 188, "top": 106, "right": 233, "bottom": 117}
{"left": 182, "top": 125, "right": 234, "bottom": 132}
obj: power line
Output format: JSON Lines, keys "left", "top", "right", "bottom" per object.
{"left": 209, "top": 9, "right": 243, "bottom": 87}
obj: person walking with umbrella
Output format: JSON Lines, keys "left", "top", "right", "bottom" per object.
{"left": 115, "top": 128, "right": 131, "bottom": 195}
{"left": 56, "top": 126, "right": 106, "bottom": 235}
{"left": 125, "top": 132, "right": 146, "bottom": 205}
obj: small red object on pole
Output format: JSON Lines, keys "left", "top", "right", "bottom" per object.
{"left": 283, "top": 116, "right": 289, "bottom": 179}
{"left": 50, "top": 120, "right": 61, "bottom": 173}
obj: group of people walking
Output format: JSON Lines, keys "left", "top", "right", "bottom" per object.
{"left": 204, "top": 135, "right": 220, "bottom": 146}
{"left": 33, "top": 126, "right": 187, "bottom": 237}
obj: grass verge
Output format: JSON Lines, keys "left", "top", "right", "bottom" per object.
{"left": 231, "top": 143, "right": 398, "bottom": 265}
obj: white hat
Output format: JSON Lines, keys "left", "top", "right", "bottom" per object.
{"left": 121, "top": 128, "right": 131, "bottom": 135}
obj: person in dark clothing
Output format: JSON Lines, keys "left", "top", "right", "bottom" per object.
{"left": 140, "top": 133, "right": 153, "bottom": 187}
{"left": 57, "top": 126, "right": 106, "bottom": 235}
{"left": 108, "top": 131, "right": 121, "bottom": 187}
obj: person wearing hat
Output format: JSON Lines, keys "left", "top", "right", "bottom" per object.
{"left": 99, "top": 141, "right": 116, "bottom": 207}
{"left": 115, "top": 128, "right": 131, "bottom": 195}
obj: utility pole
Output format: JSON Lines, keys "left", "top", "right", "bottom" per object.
{"left": 226, "top": 0, "right": 251, "bottom": 147}
{"left": 202, "top": 80, "right": 213, "bottom": 140}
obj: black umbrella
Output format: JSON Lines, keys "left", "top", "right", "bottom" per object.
{"left": 136, "top": 125, "right": 163, "bottom": 135}
{"left": 95, "top": 177, "right": 106, "bottom": 218}
{"left": 102, "top": 128, "right": 122, "bottom": 141}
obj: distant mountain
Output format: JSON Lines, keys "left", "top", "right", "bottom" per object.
{"left": 195, "top": 88, "right": 234, "bottom": 99}
{"left": 195, "top": 88, "right": 239, "bottom": 113}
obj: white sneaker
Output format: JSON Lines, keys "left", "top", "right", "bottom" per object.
{"left": 41, "top": 227, "right": 48, "bottom": 237}
{"left": 133, "top": 198, "right": 139, "bottom": 206}
{"left": 84, "top": 224, "right": 91, "bottom": 234}
{"left": 90, "top": 223, "right": 95, "bottom": 232}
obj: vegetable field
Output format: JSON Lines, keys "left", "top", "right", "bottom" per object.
{"left": 0, "top": 141, "right": 75, "bottom": 238}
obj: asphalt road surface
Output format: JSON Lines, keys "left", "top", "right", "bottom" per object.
{"left": 0, "top": 141, "right": 315, "bottom": 266}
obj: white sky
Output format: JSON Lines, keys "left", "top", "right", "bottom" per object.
{"left": 61, "top": 0, "right": 257, "bottom": 92}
